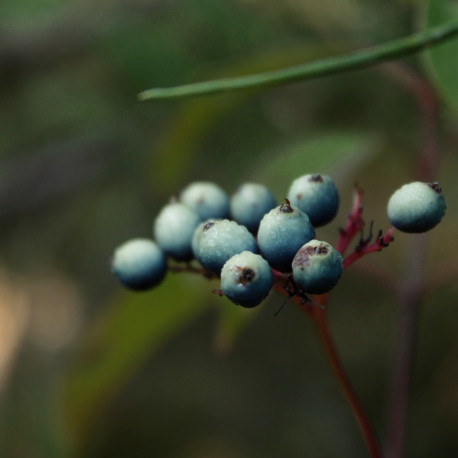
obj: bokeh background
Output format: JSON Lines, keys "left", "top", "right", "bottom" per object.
{"left": 0, "top": 0, "right": 457, "bottom": 457}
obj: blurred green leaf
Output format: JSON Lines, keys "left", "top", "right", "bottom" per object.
{"left": 423, "top": 0, "right": 458, "bottom": 112}
{"left": 256, "top": 131, "right": 378, "bottom": 197}
{"left": 62, "top": 273, "right": 212, "bottom": 447}
{"left": 149, "top": 42, "right": 348, "bottom": 197}
{"left": 213, "top": 301, "right": 260, "bottom": 355}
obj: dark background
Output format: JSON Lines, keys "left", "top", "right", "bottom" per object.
{"left": 0, "top": 0, "right": 457, "bottom": 457}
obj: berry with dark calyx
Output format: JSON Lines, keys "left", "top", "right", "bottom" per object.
{"left": 257, "top": 199, "right": 315, "bottom": 272}
{"left": 230, "top": 183, "right": 277, "bottom": 233}
{"left": 154, "top": 200, "right": 201, "bottom": 261}
{"left": 112, "top": 239, "right": 167, "bottom": 291}
{"left": 221, "top": 251, "right": 273, "bottom": 308}
{"left": 287, "top": 174, "right": 339, "bottom": 227}
{"left": 292, "top": 240, "right": 343, "bottom": 294}
{"left": 180, "top": 181, "right": 230, "bottom": 220}
{"left": 387, "top": 181, "right": 446, "bottom": 233}
{"left": 192, "top": 219, "right": 258, "bottom": 274}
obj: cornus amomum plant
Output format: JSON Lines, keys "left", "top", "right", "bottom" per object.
{"left": 107, "top": 12, "right": 458, "bottom": 458}
{"left": 112, "top": 175, "right": 446, "bottom": 458}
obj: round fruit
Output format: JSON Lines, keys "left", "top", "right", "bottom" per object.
{"left": 221, "top": 251, "right": 273, "bottom": 307}
{"left": 154, "top": 201, "right": 201, "bottom": 261}
{"left": 180, "top": 181, "right": 230, "bottom": 220}
{"left": 387, "top": 181, "right": 446, "bottom": 233}
{"left": 257, "top": 200, "right": 315, "bottom": 272}
{"left": 287, "top": 174, "right": 339, "bottom": 227}
{"left": 230, "top": 183, "right": 276, "bottom": 233}
{"left": 112, "top": 239, "right": 167, "bottom": 290}
{"left": 292, "top": 240, "right": 343, "bottom": 294}
{"left": 192, "top": 219, "right": 258, "bottom": 274}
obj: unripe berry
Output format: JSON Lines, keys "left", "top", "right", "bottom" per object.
{"left": 230, "top": 183, "right": 276, "bottom": 233}
{"left": 192, "top": 219, "right": 258, "bottom": 274}
{"left": 287, "top": 174, "right": 339, "bottom": 227}
{"left": 257, "top": 200, "right": 315, "bottom": 272}
{"left": 387, "top": 181, "right": 446, "bottom": 233}
{"left": 154, "top": 201, "right": 201, "bottom": 261}
{"left": 180, "top": 181, "right": 230, "bottom": 220}
{"left": 221, "top": 251, "right": 273, "bottom": 307}
{"left": 292, "top": 240, "right": 343, "bottom": 294}
{"left": 112, "top": 239, "right": 167, "bottom": 290}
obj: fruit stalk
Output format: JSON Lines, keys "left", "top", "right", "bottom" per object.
{"left": 293, "top": 293, "right": 382, "bottom": 458}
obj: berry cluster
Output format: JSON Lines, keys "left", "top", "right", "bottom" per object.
{"left": 112, "top": 177, "right": 446, "bottom": 308}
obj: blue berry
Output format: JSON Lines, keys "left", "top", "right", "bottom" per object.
{"left": 154, "top": 201, "right": 201, "bottom": 261}
{"left": 257, "top": 200, "right": 315, "bottom": 272}
{"left": 221, "top": 251, "right": 273, "bottom": 308}
{"left": 192, "top": 219, "right": 258, "bottom": 274}
{"left": 112, "top": 239, "right": 167, "bottom": 290}
{"left": 230, "top": 183, "right": 277, "bottom": 233}
{"left": 387, "top": 181, "right": 446, "bottom": 233}
{"left": 191, "top": 219, "right": 219, "bottom": 264}
{"left": 292, "top": 240, "right": 343, "bottom": 294}
{"left": 287, "top": 174, "right": 339, "bottom": 227}
{"left": 180, "top": 181, "right": 230, "bottom": 220}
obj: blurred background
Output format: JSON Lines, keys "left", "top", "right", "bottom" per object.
{"left": 0, "top": 0, "right": 457, "bottom": 456}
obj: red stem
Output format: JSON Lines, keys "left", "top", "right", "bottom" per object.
{"left": 271, "top": 280, "right": 381, "bottom": 458}
{"left": 381, "top": 63, "right": 440, "bottom": 458}
{"left": 336, "top": 185, "right": 364, "bottom": 256}
{"left": 292, "top": 293, "right": 382, "bottom": 458}
{"left": 343, "top": 227, "right": 395, "bottom": 269}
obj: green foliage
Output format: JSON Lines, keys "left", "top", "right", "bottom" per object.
{"left": 424, "top": 0, "right": 458, "bottom": 112}
{"left": 258, "top": 131, "right": 377, "bottom": 197}
{"left": 1, "top": 1, "right": 458, "bottom": 457}
{"left": 148, "top": 43, "right": 343, "bottom": 196}
{"left": 62, "top": 274, "right": 211, "bottom": 446}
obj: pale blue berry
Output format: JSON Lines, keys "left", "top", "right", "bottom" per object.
{"left": 192, "top": 219, "right": 258, "bottom": 274}
{"left": 112, "top": 239, "right": 167, "bottom": 290}
{"left": 292, "top": 240, "right": 343, "bottom": 294}
{"left": 154, "top": 201, "right": 201, "bottom": 261}
{"left": 180, "top": 181, "right": 230, "bottom": 220}
{"left": 387, "top": 181, "right": 446, "bottom": 233}
{"left": 287, "top": 174, "right": 339, "bottom": 227}
{"left": 257, "top": 200, "right": 315, "bottom": 272}
{"left": 221, "top": 251, "right": 273, "bottom": 308}
{"left": 230, "top": 183, "right": 276, "bottom": 233}
{"left": 191, "top": 219, "right": 219, "bottom": 264}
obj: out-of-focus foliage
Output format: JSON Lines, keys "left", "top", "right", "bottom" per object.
{"left": 424, "top": 0, "right": 458, "bottom": 112}
{"left": 0, "top": 0, "right": 457, "bottom": 457}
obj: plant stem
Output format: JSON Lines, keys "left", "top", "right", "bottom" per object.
{"left": 139, "top": 20, "right": 458, "bottom": 101}
{"left": 293, "top": 295, "right": 382, "bottom": 458}
{"left": 385, "top": 236, "right": 427, "bottom": 458}
{"left": 343, "top": 227, "right": 395, "bottom": 269}
{"left": 383, "top": 64, "right": 439, "bottom": 458}
{"left": 336, "top": 185, "right": 364, "bottom": 256}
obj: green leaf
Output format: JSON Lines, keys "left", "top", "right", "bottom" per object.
{"left": 61, "top": 273, "right": 212, "bottom": 448}
{"left": 256, "top": 131, "right": 378, "bottom": 197}
{"left": 213, "top": 301, "right": 260, "bottom": 355}
{"left": 423, "top": 1, "right": 458, "bottom": 112}
{"left": 148, "top": 43, "right": 347, "bottom": 197}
